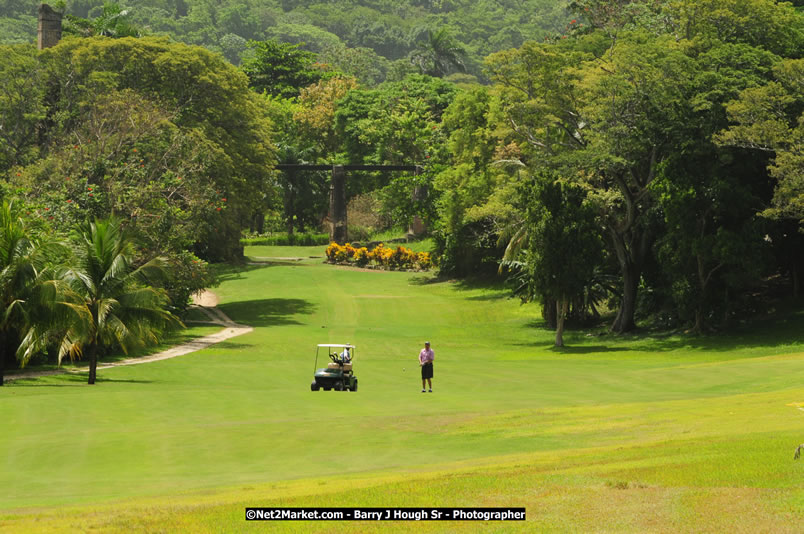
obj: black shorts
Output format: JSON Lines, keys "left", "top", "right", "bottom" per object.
{"left": 421, "top": 362, "right": 433, "bottom": 379}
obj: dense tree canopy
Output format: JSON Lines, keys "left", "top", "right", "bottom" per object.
{"left": 5, "top": 36, "right": 275, "bottom": 264}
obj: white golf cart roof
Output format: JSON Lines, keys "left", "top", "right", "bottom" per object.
{"left": 317, "top": 344, "right": 355, "bottom": 349}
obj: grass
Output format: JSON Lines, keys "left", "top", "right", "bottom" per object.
{"left": 0, "top": 245, "right": 803, "bottom": 532}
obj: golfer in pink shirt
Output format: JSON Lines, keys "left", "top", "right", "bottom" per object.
{"left": 419, "top": 341, "right": 434, "bottom": 392}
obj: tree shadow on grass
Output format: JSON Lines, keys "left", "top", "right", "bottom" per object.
{"left": 634, "top": 312, "right": 804, "bottom": 353}
{"left": 205, "top": 340, "right": 256, "bottom": 351}
{"left": 4, "top": 373, "right": 85, "bottom": 387}
{"left": 520, "top": 309, "right": 804, "bottom": 355}
{"left": 217, "top": 298, "right": 315, "bottom": 328}
{"left": 213, "top": 260, "right": 308, "bottom": 282}
{"left": 92, "top": 377, "right": 154, "bottom": 384}
{"left": 548, "top": 345, "right": 634, "bottom": 354}
{"left": 212, "top": 262, "right": 282, "bottom": 283}
{"left": 409, "top": 275, "right": 512, "bottom": 302}
{"left": 7, "top": 374, "right": 154, "bottom": 387}
{"left": 511, "top": 337, "right": 634, "bottom": 353}
{"left": 409, "top": 274, "right": 450, "bottom": 286}
{"left": 465, "top": 293, "right": 513, "bottom": 301}
{"left": 452, "top": 277, "right": 508, "bottom": 292}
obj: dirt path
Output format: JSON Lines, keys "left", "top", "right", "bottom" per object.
{"left": 4, "top": 291, "right": 251, "bottom": 382}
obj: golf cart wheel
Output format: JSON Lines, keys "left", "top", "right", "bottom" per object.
{"left": 334, "top": 382, "right": 344, "bottom": 391}
{"left": 311, "top": 381, "right": 319, "bottom": 391}
{"left": 351, "top": 379, "right": 358, "bottom": 392}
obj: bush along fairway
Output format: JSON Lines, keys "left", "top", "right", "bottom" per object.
{"left": 0, "top": 246, "right": 802, "bottom": 532}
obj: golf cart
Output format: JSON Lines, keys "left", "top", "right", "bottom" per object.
{"left": 311, "top": 343, "right": 358, "bottom": 392}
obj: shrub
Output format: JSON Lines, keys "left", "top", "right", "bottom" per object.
{"left": 326, "top": 242, "right": 431, "bottom": 271}
{"left": 242, "top": 232, "right": 329, "bottom": 246}
{"left": 325, "top": 242, "right": 343, "bottom": 261}
{"left": 416, "top": 251, "right": 432, "bottom": 270}
{"left": 354, "top": 247, "right": 370, "bottom": 266}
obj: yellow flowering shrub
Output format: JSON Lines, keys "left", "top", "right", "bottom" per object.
{"left": 325, "top": 242, "right": 341, "bottom": 261}
{"left": 416, "top": 252, "right": 432, "bottom": 269}
{"left": 354, "top": 247, "right": 370, "bottom": 266}
{"left": 325, "top": 242, "right": 432, "bottom": 270}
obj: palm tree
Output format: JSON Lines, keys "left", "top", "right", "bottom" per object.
{"left": 0, "top": 201, "right": 93, "bottom": 385}
{"left": 61, "top": 218, "right": 181, "bottom": 384}
{"left": 0, "top": 202, "right": 77, "bottom": 385}
{"left": 409, "top": 27, "right": 467, "bottom": 78}
{"left": 0, "top": 201, "right": 40, "bottom": 386}
{"left": 64, "top": 1, "right": 142, "bottom": 39}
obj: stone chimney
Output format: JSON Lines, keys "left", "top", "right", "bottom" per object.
{"left": 38, "top": 4, "right": 63, "bottom": 50}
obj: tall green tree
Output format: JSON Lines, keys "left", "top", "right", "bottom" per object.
{"left": 434, "top": 86, "right": 518, "bottom": 276}
{"left": 409, "top": 27, "right": 467, "bottom": 78}
{"left": 0, "top": 44, "right": 47, "bottom": 172}
{"left": 655, "top": 161, "right": 770, "bottom": 332}
{"left": 61, "top": 218, "right": 180, "bottom": 385}
{"left": 334, "top": 74, "right": 456, "bottom": 222}
{"left": 518, "top": 175, "right": 603, "bottom": 346}
{"left": 34, "top": 36, "right": 275, "bottom": 261}
{"left": 294, "top": 76, "right": 359, "bottom": 158}
{"left": 716, "top": 58, "right": 804, "bottom": 225}
{"left": 241, "top": 39, "right": 325, "bottom": 99}
{"left": 487, "top": 35, "right": 695, "bottom": 332}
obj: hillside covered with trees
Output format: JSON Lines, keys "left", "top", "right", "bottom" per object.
{"left": 2, "top": 0, "right": 570, "bottom": 81}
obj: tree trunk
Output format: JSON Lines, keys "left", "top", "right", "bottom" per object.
{"left": 555, "top": 297, "right": 569, "bottom": 347}
{"left": 254, "top": 211, "right": 264, "bottom": 234}
{"left": 611, "top": 262, "right": 638, "bottom": 333}
{"left": 693, "top": 308, "right": 704, "bottom": 335}
{"left": 542, "top": 298, "right": 557, "bottom": 329}
{"left": 605, "top": 162, "right": 655, "bottom": 334}
{"left": 87, "top": 344, "right": 98, "bottom": 385}
{"left": 0, "top": 330, "right": 6, "bottom": 386}
{"left": 607, "top": 220, "right": 646, "bottom": 334}
{"left": 793, "top": 266, "right": 800, "bottom": 299}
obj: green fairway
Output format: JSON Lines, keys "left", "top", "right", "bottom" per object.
{"left": 1, "top": 247, "right": 803, "bottom": 532}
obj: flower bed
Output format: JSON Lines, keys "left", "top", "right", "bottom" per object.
{"left": 325, "top": 242, "right": 432, "bottom": 270}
